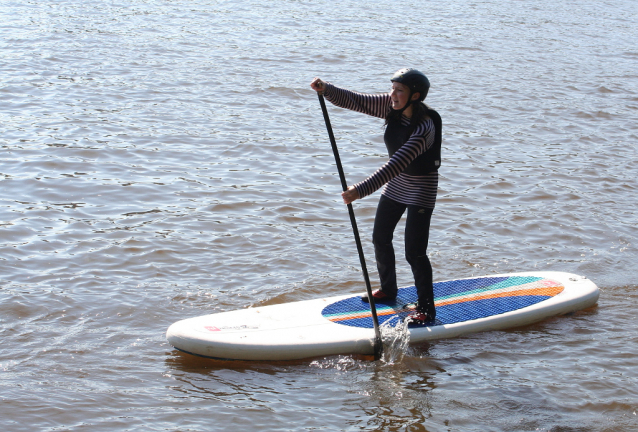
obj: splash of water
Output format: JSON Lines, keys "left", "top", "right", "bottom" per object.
{"left": 309, "top": 355, "right": 369, "bottom": 371}
{"left": 379, "top": 316, "right": 411, "bottom": 364}
{"left": 309, "top": 318, "right": 411, "bottom": 369}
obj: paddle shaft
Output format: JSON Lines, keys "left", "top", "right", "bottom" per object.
{"left": 317, "top": 93, "right": 383, "bottom": 360}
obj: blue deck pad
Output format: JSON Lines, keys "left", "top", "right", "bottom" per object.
{"left": 322, "top": 276, "right": 556, "bottom": 329}
{"left": 434, "top": 277, "right": 510, "bottom": 297}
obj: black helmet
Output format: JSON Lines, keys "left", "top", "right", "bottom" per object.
{"left": 391, "top": 68, "right": 430, "bottom": 101}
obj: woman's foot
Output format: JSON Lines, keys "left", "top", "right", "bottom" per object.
{"left": 405, "top": 309, "right": 435, "bottom": 325}
{"left": 361, "top": 289, "right": 396, "bottom": 303}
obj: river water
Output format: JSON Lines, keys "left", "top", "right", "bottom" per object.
{"left": 1, "top": 0, "right": 637, "bottom": 431}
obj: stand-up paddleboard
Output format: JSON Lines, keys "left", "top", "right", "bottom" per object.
{"left": 166, "top": 271, "right": 599, "bottom": 361}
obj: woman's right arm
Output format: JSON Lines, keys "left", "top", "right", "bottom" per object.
{"left": 310, "top": 78, "right": 390, "bottom": 119}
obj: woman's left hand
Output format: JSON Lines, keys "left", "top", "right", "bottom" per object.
{"left": 341, "top": 186, "right": 360, "bottom": 205}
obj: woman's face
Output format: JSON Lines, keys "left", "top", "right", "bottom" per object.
{"left": 390, "top": 82, "right": 414, "bottom": 110}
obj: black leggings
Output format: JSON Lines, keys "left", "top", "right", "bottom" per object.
{"left": 372, "top": 194, "right": 435, "bottom": 318}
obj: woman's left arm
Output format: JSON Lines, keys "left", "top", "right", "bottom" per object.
{"left": 353, "top": 119, "right": 435, "bottom": 199}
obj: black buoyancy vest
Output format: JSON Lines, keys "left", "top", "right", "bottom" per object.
{"left": 383, "top": 106, "right": 442, "bottom": 176}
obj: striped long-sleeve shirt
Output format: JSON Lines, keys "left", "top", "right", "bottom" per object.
{"left": 324, "top": 83, "right": 438, "bottom": 209}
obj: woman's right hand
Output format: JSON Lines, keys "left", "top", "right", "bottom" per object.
{"left": 341, "top": 186, "right": 360, "bottom": 205}
{"left": 310, "top": 78, "right": 325, "bottom": 94}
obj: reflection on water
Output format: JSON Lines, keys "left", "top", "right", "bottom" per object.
{"left": 1, "top": 0, "right": 638, "bottom": 430}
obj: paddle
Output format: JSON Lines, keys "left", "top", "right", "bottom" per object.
{"left": 317, "top": 92, "right": 383, "bottom": 360}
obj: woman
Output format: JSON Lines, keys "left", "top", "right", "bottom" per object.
{"left": 310, "top": 68, "right": 442, "bottom": 325}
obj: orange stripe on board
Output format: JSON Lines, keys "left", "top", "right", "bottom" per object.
{"left": 327, "top": 284, "right": 564, "bottom": 322}
{"left": 435, "top": 286, "right": 564, "bottom": 307}
{"left": 328, "top": 307, "right": 403, "bottom": 322}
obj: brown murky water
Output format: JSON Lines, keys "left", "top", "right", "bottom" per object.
{"left": 1, "top": 0, "right": 637, "bottom": 431}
